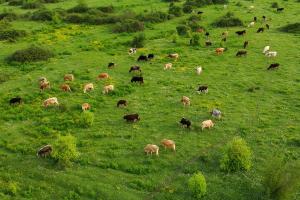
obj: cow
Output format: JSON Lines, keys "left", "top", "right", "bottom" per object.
{"left": 161, "top": 139, "right": 176, "bottom": 151}
{"left": 205, "top": 41, "right": 212, "bottom": 46}
{"left": 265, "top": 51, "right": 277, "bottom": 57}
{"left": 60, "top": 84, "right": 71, "bottom": 92}
{"left": 254, "top": 16, "right": 257, "bottom": 22}
{"left": 83, "top": 83, "right": 94, "bottom": 93}
{"left": 144, "top": 144, "right": 159, "bottom": 156}
{"left": 277, "top": 8, "right": 284, "bottom": 12}
{"left": 81, "top": 103, "right": 91, "bottom": 111}
{"left": 235, "top": 30, "right": 246, "bottom": 36}
{"left": 262, "top": 16, "right": 266, "bottom": 22}
{"left": 129, "top": 66, "right": 141, "bottom": 73}
{"left": 266, "top": 24, "right": 270, "bottom": 29}
{"left": 129, "top": 48, "right": 137, "bottom": 55}
{"left": 248, "top": 21, "right": 255, "bottom": 27}
{"left": 181, "top": 96, "right": 190, "bottom": 106}
{"left": 164, "top": 63, "right": 172, "bottom": 70}
{"left": 215, "top": 47, "right": 226, "bottom": 55}
{"left": 180, "top": 118, "right": 191, "bottom": 128}
{"left": 43, "top": 97, "right": 59, "bottom": 107}
{"left": 137, "top": 55, "right": 148, "bottom": 61}
{"left": 243, "top": 41, "right": 249, "bottom": 49}
{"left": 97, "top": 73, "right": 109, "bottom": 80}
{"left": 263, "top": 46, "right": 270, "bottom": 54}
{"left": 117, "top": 100, "right": 127, "bottom": 107}
{"left": 38, "top": 77, "right": 47, "bottom": 83}
{"left": 64, "top": 74, "right": 74, "bottom": 81}
{"left": 221, "top": 37, "right": 227, "bottom": 42}
{"left": 148, "top": 54, "right": 154, "bottom": 60}
{"left": 257, "top": 27, "right": 264, "bottom": 33}
{"left": 201, "top": 120, "right": 214, "bottom": 130}
{"left": 268, "top": 63, "right": 280, "bottom": 70}
{"left": 102, "top": 85, "right": 114, "bottom": 94}
{"left": 37, "top": 145, "right": 52, "bottom": 157}
{"left": 124, "top": 114, "right": 140, "bottom": 122}
{"left": 108, "top": 62, "right": 116, "bottom": 68}
{"left": 167, "top": 53, "right": 179, "bottom": 60}
{"left": 236, "top": 50, "right": 247, "bottom": 57}
{"left": 205, "top": 32, "right": 210, "bottom": 38}
{"left": 197, "top": 85, "right": 208, "bottom": 93}
{"left": 9, "top": 97, "right": 22, "bottom": 105}
{"left": 197, "top": 11, "right": 203, "bottom": 14}
{"left": 131, "top": 76, "right": 144, "bottom": 84}
{"left": 40, "top": 80, "right": 50, "bottom": 90}
{"left": 211, "top": 109, "right": 222, "bottom": 119}
{"left": 196, "top": 66, "right": 202, "bottom": 75}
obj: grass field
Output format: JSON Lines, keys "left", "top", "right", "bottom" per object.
{"left": 0, "top": 0, "right": 299, "bottom": 199}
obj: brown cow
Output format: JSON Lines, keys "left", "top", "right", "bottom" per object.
{"left": 215, "top": 48, "right": 226, "bottom": 55}
{"left": 37, "top": 145, "right": 52, "bottom": 157}
{"left": 161, "top": 139, "right": 176, "bottom": 151}
{"left": 181, "top": 96, "right": 190, "bottom": 106}
{"left": 81, "top": 103, "right": 91, "bottom": 111}
{"left": 97, "top": 73, "right": 109, "bottom": 80}
{"left": 83, "top": 83, "right": 94, "bottom": 93}
{"left": 60, "top": 84, "right": 71, "bottom": 92}
{"left": 64, "top": 74, "right": 74, "bottom": 81}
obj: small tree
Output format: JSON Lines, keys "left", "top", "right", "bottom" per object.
{"left": 176, "top": 25, "right": 190, "bottom": 36}
{"left": 220, "top": 137, "right": 252, "bottom": 172}
{"left": 188, "top": 171, "right": 207, "bottom": 199}
{"left": 80, "top": 111, "right": 94, "bottom": 127}
{"left": 169, "top": 3, "right": 182, "bottom": 17}
{"left": 190, "top": 33, "right": 200, "bottom": 46}
{"left": 131, "top": 33, "right": 145, "bottom": 48}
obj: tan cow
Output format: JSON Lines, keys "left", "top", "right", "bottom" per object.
{"left": 97, "top": 73, "right": 109, "bottom": 80}
{"left": 161, "top": 139, "right": 175, "bottom": 151}
{"left": 81, "top": 103, "right": 91, "bottom": 111}
{"left": 168, "top": 53, "right": 179, "bottom": 60}
{"left": 60, "top": 84, "right": 71, "bottom": 92}
{"left": 102, "top": 84, "right": 114, "bottom": 94}
{"left": 164, "top": 63, "right": 172, "bottom": 70}
{"left": 83, "top": 83, "right": 94, "bottom": 93}
{"left": 201, "top": 119, "right": 214, "bottom": 130}
{"left": 181, "top": 96, "right": 190, "bottom": 106}
{"left": 144, "top": 144, "right": 159, "bottom": 156}
{"left": 43, "top": 97, "right": 59, "bottom": 107}
{"left": 64, "top": 74, "right": 74, "bottom": 81}
{"left": 40, "top": 80, "right": 50, "bottom": 90}
{"left": 216, "top": 48, "right": 225, "bottom": 55}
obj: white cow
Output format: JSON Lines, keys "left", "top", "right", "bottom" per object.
{"left": 248, "top": 22, "right": 255, "bottom": 27}
{"left": 263, "top": 46, "right": 270, "bottom": 54}
{"left": 265, "top": 51, "right": 277, "bottom": 57}
{"left": 196, "top": 66, "right": 202, "bottom": 75}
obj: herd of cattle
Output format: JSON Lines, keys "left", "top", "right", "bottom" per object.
{"left": 8, "top": 9, "right": 282, "bottom": 158}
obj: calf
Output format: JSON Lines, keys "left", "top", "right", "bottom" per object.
{"left": 37, "top": 145, "right": 52, "bottom": 157}
{"left": 97, "top": 73, "right": 109, "bottom": 80}
{"left": 265, "top": 51, "right": 277, "bottom": 57}
{"left": 124, "top": 114, "right": 140, "bottom": 122}
{"left": 148, "top": 54, "right": 154, "bottom": 60}
{"left": 81, "top": 103, "right": 91, "bottom": 111}
{"left": 144, "top": 144, "right": 159, "bottom": 156}
{"left": 137, "top": 55, "right": 148, "bottom": 61}
{"left": 129, "top": 48, "right": 137, "bottom": 55}
{"left": 201, "top": 120, "right": 214, "bottom": 130}
{"left": 161, "top": 139, "right": 175, "bottom": 151}
{"left": 164, "top": 63, "right": 172, "bottom": 70}
{"left": 83, "top": 83, "right": 94, "bottom": 93}
{"left": 60, "top": 84, "right": 71, "bottom": 92}
{"left": 108, "top": 62, "right": 116, "bottom": 68}
{"left": 243, "top": 41, "right": 249, "bottom": 49}
{"left": 43, "top": 97, "right": 59, "bottom": 107}
{"left": 257, "top": 27, "right": 264, "bottom": 33}
{"left": 102, "top": 85, "right": 114, "bottom": 94}
{"left": 117, "top": 100, "right": 127, "bottom": 107}
{"left": 129, "top": 66, "right": 141, "bottom": 73}
{"left": 180, "top": 118, "right": 191, "bottom": 128}
{"left": 131, "top": 76, "right": 144, "bottom": 84}
{"left": 40, "top": 80, "right": 50, "bottom": 90}
{"left": 236, "top": 50, "right": 247, "bottom": 57}
{"left": 181, "top": 96, "right": 190, "bottom": 106}
{"left": 167, "top": 53, "right": 179, "bottom": 60}
{"left": 197, "top": 85, "right": 208, "bottom": 93}
{"left": 277, "top": 8, "right": 284, "bottom": 12}
{"left": 9, "top": 97, "right": 22, "bottom": 105}
{"left": 211, "top": 109, "right": 222, "bottom": 119}
{"left": 268, "top": 63, "right": 280, "bottom": 70}
{"left": 235, "top": 30, "right": 246, "bottom": 36}
{"left": 64, "top": 74, "right": 74, "bottom": 81}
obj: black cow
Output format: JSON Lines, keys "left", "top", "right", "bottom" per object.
{"left": 148, "top": 54, "right": 154, "bottom": 60}
{"left": 123, "top": 114, "right": 140, "bottom": 122}
{"left": 131, "top": 76, "right": 144, "bottom": 84}
{"left": 268, "top": 63, "right": 280, "bottom": 70}
{"left": 197, "top": 85, "right": 208, "bottom": 93}
{"left": 180, "top": 118, "right": 191, "bottom": 128}
{"left": 137, "top": 55, "right": 148, "bottom": 61}
{"left": 205, "top": 41, "right": 212, "bottom": 46}
{"left": 129, "top": 66, "right": 141, "bottom": 73}
{"left": 243, "top": 41, "right": 249, "bottom": 49}
{"left": 266, "top": 24, "right": 270, "bottom": 29}
{"left": 262, "top": 16, "right": 266, "bottom": 21}
{"left": 117, "top": 100, "right": 127, "bottom": 107}
{"left": 257, "top": 27, "right": 264, "bottom": 33}
{"left": 277, "top": 8, "right": 284, "bottom": 12}
{"left": 108, "top": 62, "right": 115, "bottom": 68}
{"left": 197, "top": 11, "right": 203, "bottom": 14}
{"left": 235, "top": 30, "right": 246, "bottom": 36}
{"left": 205, "top": 32, "right": 210, "bottom": 38}
{"left": 37, "top": 145, "right": 52, "bottom": 157}
{"left": 9, "top": 97, "right": 22, "bottom": 105}
{"left": 236, "top": 50, "right": 247, "bottom": 57}
{"left": 254, "top": 16, "right": 257, "bottom": 22}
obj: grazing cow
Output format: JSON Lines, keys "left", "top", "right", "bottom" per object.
{"left": 43, "top": 97, "right": 59, "bottom": 107}
{"left": 180, "top": 118, "right": 191, "bottom": 128}
{"left": 211, "top": 109, "right": 222, "bottom": 119}
{"left": 164, "top": 63, "right": 172, "bottom": 70}
{"left": 9, "top": 97, "right": 22, "bottom": 105}
{"left": 205, "top": 41, "right": 212, "bottom": 46}
{"left": 215, "top": 48, "right": 226, "bottom": 55}
{"left": 197, "top": 85, "right": 208, "bottom": 93}
{"left": 38, "top": 77, "right": 47, "bottom": 83}
{"left": 268, "top": 63, "right": 280, "bottom": 70}
{"left": 181, "top": 96, "right": 190, "bottom": 106}
{"left": 161, "top": 139, "right": 175, "bottom": 151}
{"left": 117, "top": 100, "right": 127, "bottom": 107}
{"left": 81, "top": 103, "right": 91, "bottom": 111}
{"left": 263, "top": 46, "right": 270, "bottom": 54}
{"left": 129, "top": 66, "right": 141, "bottom": 73}
{"left": 254, "top": 16, "right": 257, "bottom": 22}
{"left": 64, "top": 74, "right": 74, "bottom": 81}
{"left": 97, "top": 73, "right": 109, "bottom": 80}
{"left": 266, "top": 24, "right": 270, "bottom": 29}
{"left": 257, "top": 27, "right": 264, "bottom": 33}
{"left": 37, "top": 145, "right": 52, "bottom": 157}
{"left": 144, "top": 144, "right": 159, "bottom": 156}
{"left": 60, "top": 84, "right": 71, "bottom": 92}
{"left": 108, "top": 62, "right": 116, "bottom": 68}
{"left": 131, "top": 76, "right": 144, "bottom": 84}
{"left": 201, "top": 120, "right": 214, "bottom": 130}
{"left": 243, "top": 41, "right": 249, "bottom": 49}
{"left": 235, "top": 30, "right": 246, "bottom": 36}
{"left": 148, "top": 54, "right": 154, "bottom": 60}
{"left": 196, "top": 66, "right": 202, "bottom": 75}
{"left": 265, "top": 51, "right": 277, "bottom": 57}
{"left": 236, "top": 50, "right": 247, "bottom": 57}
{"left": 137, "top": 55, "right": 148, "bottom": 61}
{"left": 248, "top": 21, "right": 255, "bottom": 27}
{"left": 197, "top": 11, "right": 203, "bottom": 14}
{"left": 167, "top": 53, "right": 179, "bottom": 60}
{"left": 102, "top": 85, "right": 114, "bottom": 94}
{"left": 277, "top": 8, "right": 284, "bottom": 12}
{"left": 40, "top": 80, "right": 50, "bottom": 90}
{"left": 83, "top": 83, "right": 94, "bottom": 93}
{"left": 129, "top": 48, "right": 137, "bottom": 55}
{"left": 124, "top": 113, "right": 140, "bottom": 122}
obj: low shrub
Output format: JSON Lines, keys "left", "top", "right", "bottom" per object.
{"left": 7, "top": 46, "right": 54, "bottom": 63}
{"left": 67, "top": 2, "right": 89, "bottom": 13}
{"left": 138, "top": 11, "right": 168, "bottom": 23}
{"left": 0, "top": 29, "right": 27, "bottom": 41}
{"left": 190, "top": 33, "right": 200, "bottom": 46}
{"left": 169, "top": 3, "right": 182, "bottom": 17}
{"left": 279, "top": 23, "right": 300, "bottom": 34}
{"left": 21, "top": 1, "right": 43, "bottom": 9}
{"left": 80, "top": 111, "right": 94, "bottom": 127}
{"left": 113, "top": 19, "right": 144, "bottom": 33}
{"left": 31, "top": 8, "right": 56, "bottom": 21}
{"left": 176, "top": 24, "right": 190, "bottom": 36}
{"left": 220, "top": 137, "right": 252, "bottom": 172}
{"left": 212, "top": 12, "right": 243, "bottom": 27}
{"left": 183, "top": 4, "right": 193, "bottom": 13}
{"left": 8, "top": 0, "right": 23, "bottom": 6}
{"left": 97, "top": 5, "right": 114, "bottom": 13}
{"left": 188, "top": 171, "right": 207, "bottom": 199}
{"left": 131, "top": 33, "right": 145, "bottom": 48}
{"left": 0, "top": 11, "right": 18, "bottom": 21}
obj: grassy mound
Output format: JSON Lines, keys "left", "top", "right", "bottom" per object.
{"left": 279, "top": 23, "right": 300, "bottom": 34}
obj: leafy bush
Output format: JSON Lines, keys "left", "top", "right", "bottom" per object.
{"left": 0, "top": 11, "right": 18, "bottom": 21}
{"left": 169, "top": 3, "right": 182, "bottom": 17}
{"left": 138, "top": 11, "right": 168, "bottom": 23}
{"left": 188, "top": 172, "right": 207, "bottom": 199}
{"left": 97, "top": 5, "right": 114, "bottom": 13}
{"left": 8, "top": 0, "right": 23, "bottom": 6}
{"left": 183, "top": 4, "right": 193, "bottom": 13}
{"left": 0, "top": 180, "right": 18, "bottom": 196}
{"left": 220, "top": 137, "right": 252, "bottom": 172}
{"left": 113, "top": 19, "right": 144, "bottom": 33}
{"left": 67, "top": 2, "right": 89, "bottom": 13}
{"left": 271, "top": 2, "right": 279, "bottom": 8}
{"left": 31, "top": 8, "right": 56, "bottom": 21}
{"left": 52, "top": 134, "right": 80, "bottom": 167}
{"left": 212, "top": 12, "right": 243, "bottom": 27}
{"left": 7, "top": 46, "right": 54, "bottom": 63}
{"left": 0, "top": 29, "right": 26, "bottom": 41}
{"left": 21, "top": 1, "right": 43, "bottom": 9}
{"left": 80, "top": 111, "right": 94, "bottom": 127}
{"left": 279, "top": 23, "right": 300, "bottom": 34}
{"left": 176, "top": 24, "right": 190, "bottom": 36}
{"left": 190, "top": 33, "right": 200, "bottom": 46}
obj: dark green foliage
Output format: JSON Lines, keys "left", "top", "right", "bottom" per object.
{"left": 0, "top": 29, "right": 26, "bottom": 41}
{"left": 184, "top": 0, "right": 228, "bottom": 9}
{"left": 21, "top": 1, "right": 43, "bottom": 9}
{"left": 176, "top": 24, "right": 190, "bottom": 35}
{"left": 212, "top": 12, "right": 243, "bottom": 27}
{"left": 0, "top": 11, "right": 18, "bottom": 21}
{"left": 7, "top": 46, "right": 54, "bottom": 63}
{"left": 97, "top": 5, "right": 114, "bottom": 13}
{"left": 67, "top": 2, "right": 89, "bottom": 13}
{"left": 271, "top": 2, "right": 279, "bottom": 8}
{"left": 113, "top": 19, "right": 144, "bottom": 33}
{"left": 188, "top": 172, "right": 207, "bottom": 199}
{"left": 279, "top": 23, "right": 300, "bottom": 34}
{"left": 138, "top": 11, "right": 168, "bottom": 23}
{"left": 190, "top": 33, "right": 200, "bottom": 45}
{"left": 31, "top": 8, "right": 56, "bottom": 21}
{"left": 131, "top": 33, "right": 145, "bottom": 48}
{"left": 168, "top": 3, "right": 182, "bottom": 17}
{"left": 7, "top": 0, "right": 23, "bottom": 6}
{"left": 183, "top": 4, "right": 193, "bottom": 13}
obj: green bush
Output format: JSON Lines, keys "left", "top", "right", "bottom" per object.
{"left": 212, "top": 12, "right": 243, "bottom": 27}
{"left": 97, "top": 5, "right": 114, "bottom": 13}
{"left": 220, "top": 137, "right": 252, "bottom": 172}
{"left": 279, "top": 23, "right": 300, "bottom": 34}
{"left": 21, "top": 1, "right": 43, "bottom": 9}
{"left": 113, "top": 19, "right": 144, "bottom": 33}
{"left": 8, "top": 0, "right": 23, "bottom": 6}
{"left": 67, "top": 2, "right": 89, "bottom": 13}
{"left": 131, "top": 33, "right": 145, "bottom": 48}
{"left": 271, "top": 2, "right": 279, "bottom": 8}
{"left": 0, "top": 11, "right": 18, "bottom": 21}
{"left": 168, "top": 3, "right": 182, "bottom": 17}
{"left": 138, "top": 11, "right": 168, "bottom": 23}
{"left": 0, "top": 180, "right": 18, "bottom": 196}
{"left": 31, "top": 8, "right": 56, "bottom": 21}
{"left": 176, "top": 24, "right": 190, "bottom": 36}
{"left": 52, "top": 134, "right": 80, "bottom": 167}
{"left": 7, "top": 46, "right": 54, "bottom": 63}
{"left": 0, "top": 29, "right": 27, "bottom": 41}
{"left": 80, "top": 111, "right": 94, "bottom": 127}
{"left": 188, "top": 172, "right": 207, "bottom": 199}
{"left": 190, "top": 33, "right": 200, "bottom": 46}
{"left": 183, "top": 4, "right": 193, "bottom": 13}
